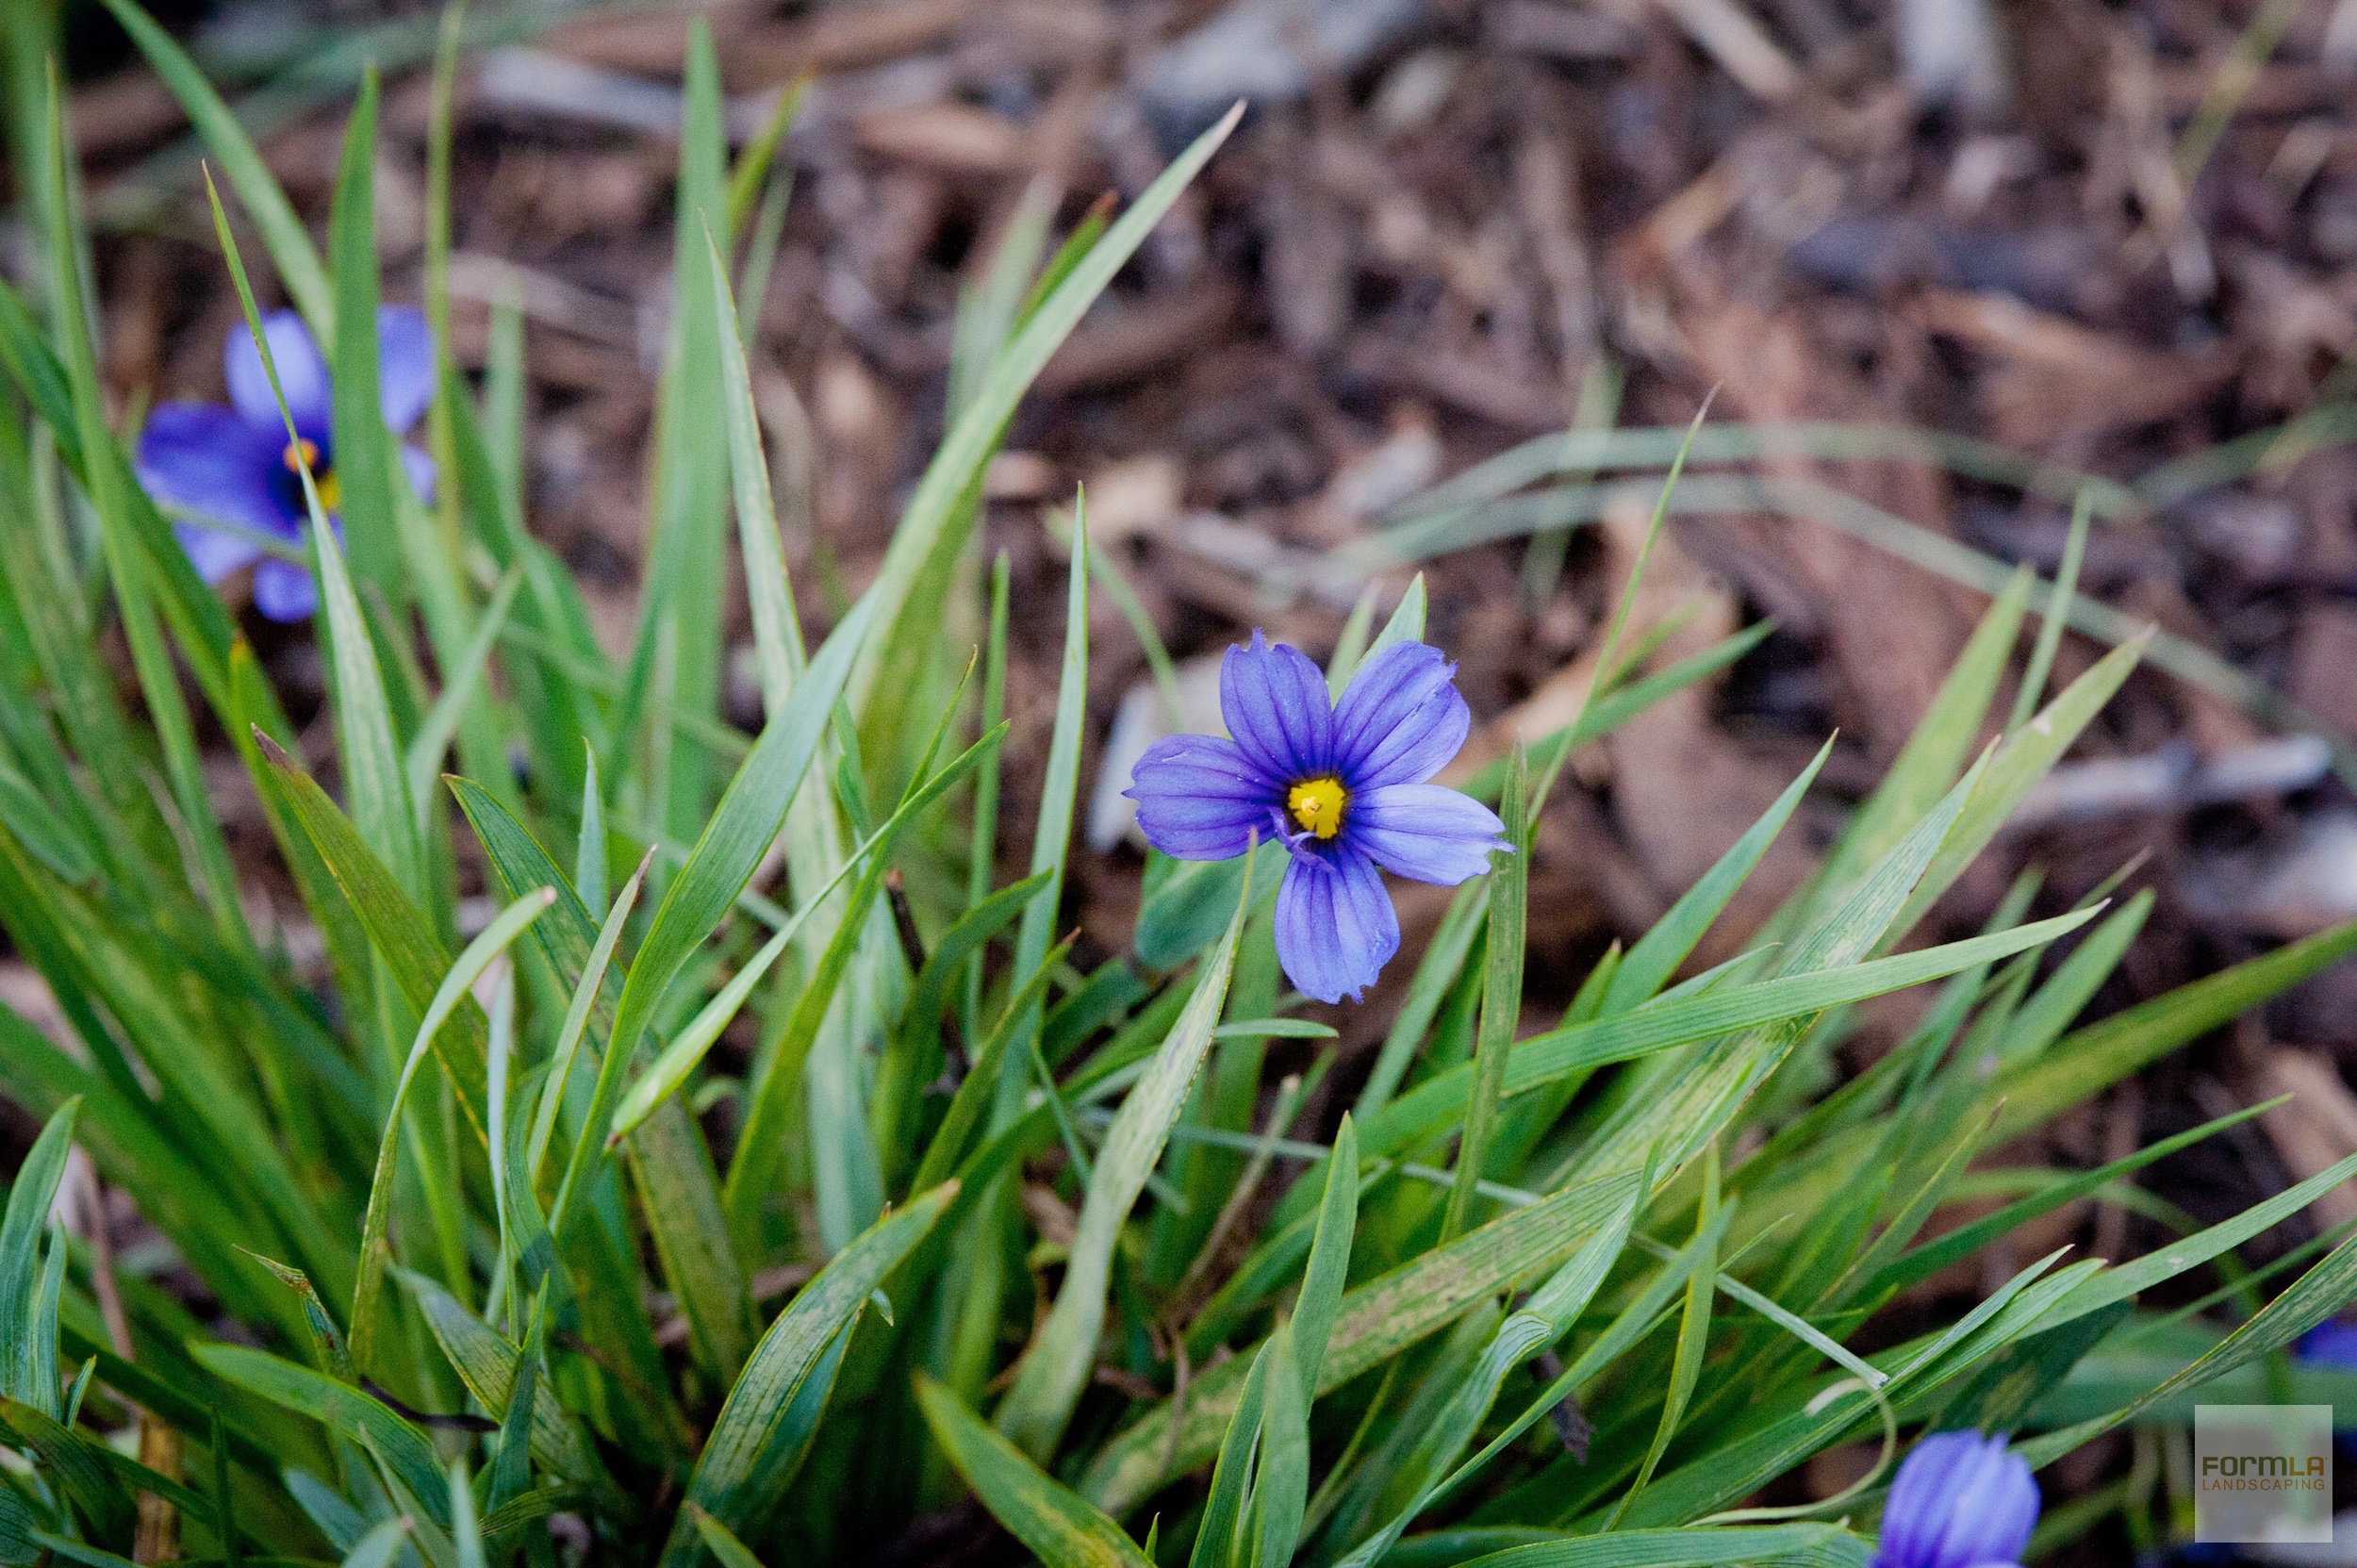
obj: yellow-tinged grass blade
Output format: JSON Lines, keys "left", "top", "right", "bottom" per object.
{"left": 657, "top": 1183, "right": 959, "bottom": 1568}
{"left": 917, "top": 1376, "right": 1153, "bottom": 1568}
{"left": 1082, "top": 1166, "right": 1645, "bottom": 1515}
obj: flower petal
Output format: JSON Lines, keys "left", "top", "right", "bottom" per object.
{"left": 251, "top": 556, "right": 321, "bottom": 622}
{"left": 136, "top": 402, "right": 300, "bottom": 552}
{"left": 1874, "top": 1432, "right": 2037, "bottom": 1568}
{"left": 377, "top": 305, "right": 436, "bottom": 434}
{"left": 1330, "top": 640, "right": 1472, "bottom": 789}
{"left": 1925, "top": 1439, "right": 2036, "bottom": 1568}
{"left": 225, "top": 309, "right": 332, "bottom": 437}
{"left": 1274, "top": 844, "right": 1398, "bottom": 1004}
{"left": 1127, "top": 734, "right": 1278, "bottom": 861}
{"left": 1874, "top": 1433, "right": 1970, "bottom": 1568}
{"left": 173, "top": 520, "right": 263, "bottom": 583}
{"left": 1352, "top": 784, "right": 1509, "bottom": 885}
{"left": 399, "top": 442, "right": 438, "bottom": 504}
{"left": 2300, "top": 1321, "right": 2357, "bottom": 1367}
{"left": 1221, "top": 632, "right": 1334, "bottom": 783}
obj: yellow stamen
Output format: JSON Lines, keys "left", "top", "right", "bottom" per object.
{"left": 1287, "top": 776, "right": 1347, "bottom": 840}
{"left": 283, "top": 438, "right": 340, "bottom": 512}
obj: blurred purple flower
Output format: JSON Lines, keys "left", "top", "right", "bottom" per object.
{"left": 1124, "top": 632, "right": 1508, "bottom": 1003}
{"left": 1872, "top": 1430, "right": 2039, "bottom": 1568}
{"left": 135, "top": 306, "right": 436, "bottom": 620}
{"left": 2299, "top": 1319, "right": 2357, "bottom": 1368}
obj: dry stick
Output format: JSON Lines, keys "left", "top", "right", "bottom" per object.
{"left": 72, "top": 1158, "right": 179, "bottom": 1565}
{"left": 1165, "top": 1075, "right": 1307, "bottom": 1322}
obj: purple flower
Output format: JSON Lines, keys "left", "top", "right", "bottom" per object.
{"left": 1124, "top": 632, "right": 1508, "bottom": 1004}
{"left": 2299, "top": 1319, "right": 2357, "bottom": 1368}
{"left": 1872, "top": 1430, "right": 2039, "bottom": 1568}
{"left": 135, "top": 307, "right": 436, "bottom": 621}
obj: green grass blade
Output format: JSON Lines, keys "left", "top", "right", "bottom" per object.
{"left": 996, "top": 495, "right": 1090, "bottom": 1125}
{"left": 994, "top": 849, "right": 1254, "bottom": 1460}
{"left": 1890, "top": 635, "right": 2145, "bottom": 938}
{"left": 1603, "top": 739, "right": 1829, "bottom": 1015}
{"left": 1443, "top": 751, "right": 1525, "bottom": 1241}
{"left": 1082, "top": 1167, "right": 1645, "bottom": 1514}
{"left": 1451, "top": 622, "right": 1775, "bottom": 803}
{"left": 530, "top": 847, "right": 651, "bottom": 1175}
{"left": 1608, "top": 1147, "right": 1721, "bottom": 1526}
{"left": 1361, "top": 574, "right": 1427, "bottom": 668}
{"left": 1431, "top": 1190, "right": 1715, "bottom": 1532}
{"left": 1995, "top": 890, "right": 2152, "bottom": 1066}
{"left": 686, "top": 1508, "right": 768, "bottom": 1568}
{"left": 0, "top": 1099, "right": 74, "bottom": 1412}
{"left": 628, "top": 719, "right": 993, "bottom": 1149}
{"left": 1358, "top": 908, "right": 2099, "bottom": 1166}
{"left": 0, "top": 1395, "right": 137, "bottom": 1539}
{"left": 1354, "top": 883, "right": 1483, "bottom": 1119}
{"left": 658, "top": 1183, "right": 959, "bottom": 1568}
{"left": 252, "top": 735, "right": 488, "bottom": 1138}
{"left": 950, "top": 176, "right": 1059, "bottom": 419}
{"left": 1445, "top": 1525, "right": 1867, "bottom": 1566}
{"left": 553, "top": 588, "right": 879, "bottom": 1239}
{"left": 2009, "top": 490, "right": 2090, "bottom": 733}
{"left": 1187, "top": 1343, "right": 1270, "bottom": 1568}
{"left": 916, "top": 1375, "right": 1153, "bottom": 1568}
{"left": 207, "top": 171, "right": 426, "bottom": 906}
{"left": 723, "top": 76, "right": 805, "bottom": 239}
{"left": 1528, "top": 402, "right": 1706, "bottom": 819}
{"left": 964, "top": 551, "right": 1013, "bottom": 1029}
{"left": 850, "top": 105, "right": 1240, "bottom": 717}
{"left": 1993, "top": 917, "right": 2357, "bottom": 1142}
{"left": 1252, "top": 1322, "right": 1310, "bottom": 1568}
{"left": 912, "top": 934, "right": 1079, "bottom": 1196}
{"left": 399, "top": 1270, "right": 607, "bottom": 1496}
{"left": 350, "top": 889, "right": 552, "bottom": 1377}
{"left": 2014, "top": 1223, "right": 2357, "bottom": 1471}
{"left": 1809, "top": 569, "right": 2029, "bottom": 927}
{"left": 325, "top": 71, "right": 399, "bottom": 599}
{"left": 1867, "top": 1098, "right": 2274, "bottom": 1304}
{"left": 1326, "top": 585, "right": 1381, "bottom": 697}
{"left": 876, "top": 867, "right": 1051, "bottom": 1187}
{"left": 704, "top": 224, "right": 801, "bottom": 705}
{"left": 615, "top": 20, "right": 731, "bottom": 834}
{"left": 1391, "top": 419, "right": 2131, "bottom": 528}
{"left": 720, "top": 703, "right": 992, "bottom": 1238}
{"left": 1294, "top": 1113, "right": 1360, "bottom": 1396}
{"left": 240, "top": 1251, "right": 354, "bottom": 1383}
{"left": 403, "top": 565, "right": 522, "bottom": 832}
{"left": 191, "top": 1346, "right": 449, "bottom": 1527}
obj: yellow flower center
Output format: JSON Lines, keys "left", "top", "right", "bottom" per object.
{"left": 283, "top": 437, "right": 340, "bottom": 512}
{"left": 1287, "top": 776, "right": 1348, "bottom": 840}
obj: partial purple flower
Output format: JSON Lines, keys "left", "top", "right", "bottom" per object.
{"left": 1872, "top": 1430, "right": 2039, "bottom": 1568}
{"left": 135, "top": 307, "right": 437, "bottom": 621}
{"left": 2299, "top": 1319, "right": 2357, "bottom": 1368}
{"left": 1124, "top": 633, "right": 1508, "bottom": 1004}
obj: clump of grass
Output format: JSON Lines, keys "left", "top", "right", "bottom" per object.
{"left": 0, "top": 9, "right": 2348, "bottom": 1568}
